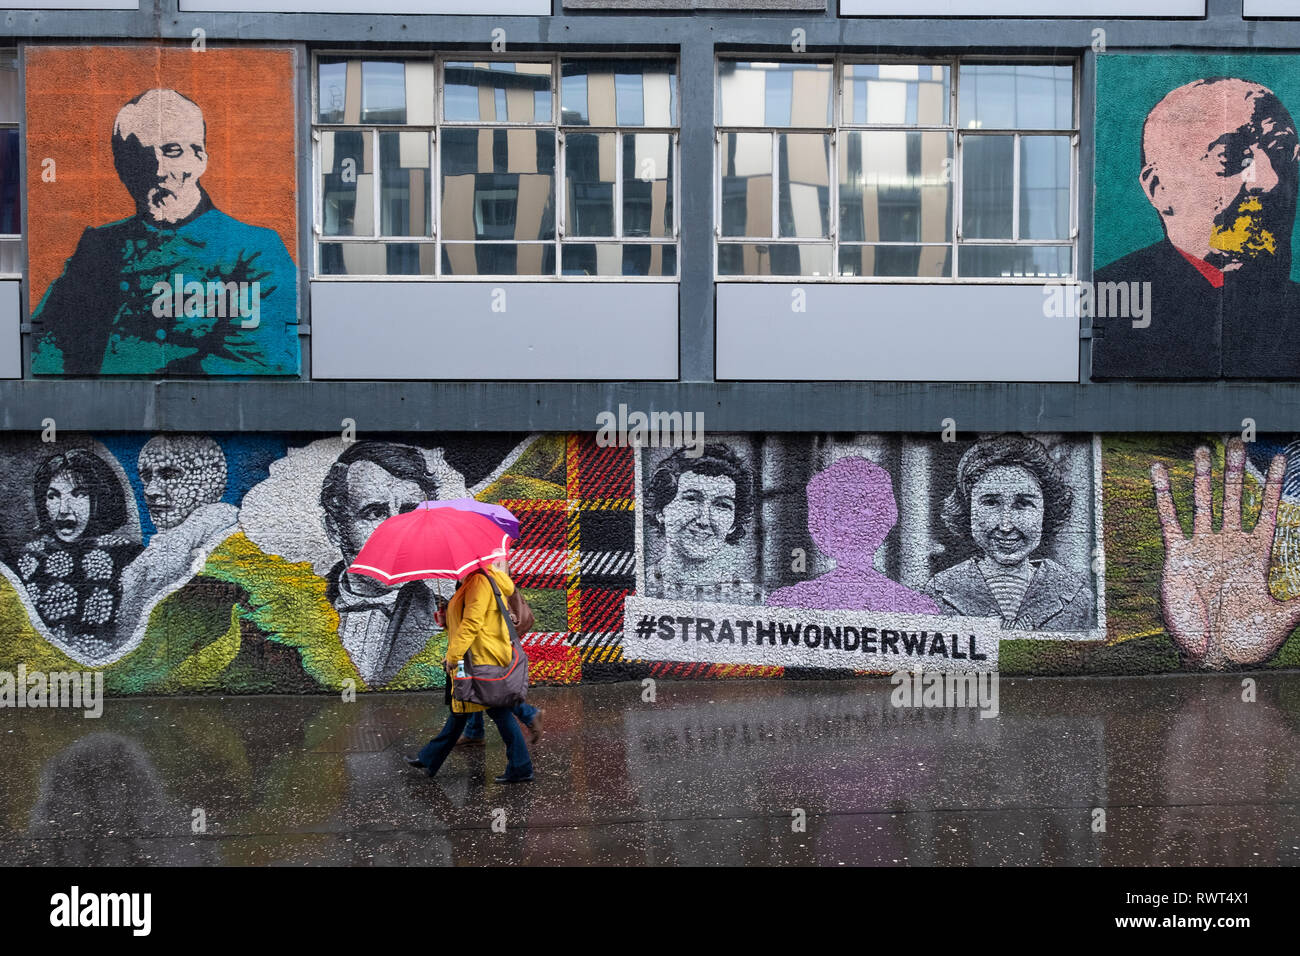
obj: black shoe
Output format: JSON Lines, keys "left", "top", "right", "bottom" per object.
{"left": 405, "top": 755, "right": 426, "bottom": 768}
{"left": 494, "top": 772, "right": 534, "bottom": 784}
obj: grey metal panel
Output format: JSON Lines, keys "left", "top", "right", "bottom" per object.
{"left": 716, "top": 284, "right": 1078, "bottom": 382}
{"left": 679, "top": 33, "right": 715, "bottom": 383}
{"left": 567, "top": 1, "right": 824, "bottom": 8}
{"left": 1078, "top": 50, "right": 1096, "bottom": 383}
{"left": 53, "top": 12, "right": 1269, "bottom": 48}
{"left": 9, "top": 8, "right": 1290, "bottom": 49}
{"left": 841, "top": 0, "right": 1203, "bottom": 13}
{"left": 0, "top": 2, "right": 135, "bottom": 7}
{"left": 293, "top": 41, "right": 311, "bottom": 381}
{"left": 311, "top": 281, "right": 678, "bottom": 380}
{"left": 179, "top": 0, "right": 547, "bottom": 10}
{"left": 3, "top": 380, "right": 1300, "bottom": 432}
{"left": 1245, "top": 0, "right": 1294, "bottom": 14}
{"left": 0, "top": 282, "right": 18, "bottom": 379}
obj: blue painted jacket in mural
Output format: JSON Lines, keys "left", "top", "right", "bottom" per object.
{"left": 30, "top": 193, "right": 299, "bottom": 376}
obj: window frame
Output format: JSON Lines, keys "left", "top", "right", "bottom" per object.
{"left": 312, "top": 51, "right": 681, "bottom": 282}
{"left": 0, "top": 48, "right": 21, "bottom": 280}
{"left": 713, "top": 53, "right": 1079, "bottom": 284}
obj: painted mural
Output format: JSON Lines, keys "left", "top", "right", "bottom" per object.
{"left": 0, "top": 431, "right": 1297, "bottom": 697}
{"left": 25, "top": 46, "right": 300, "bottom": 376}
{"left": 1093, "top": 56, "right": 1300, "bottom": 379}
{"left": 626, "top": 434, "right": 1099, "bottom": 674}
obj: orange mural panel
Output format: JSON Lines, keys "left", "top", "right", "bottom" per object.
{"left": 25, "top": 45, "right": 299, "bottom": 376}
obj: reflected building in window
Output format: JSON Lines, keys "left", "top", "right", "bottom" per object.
{"left": 315, "top": 56, "right": 677, "bottom": 279}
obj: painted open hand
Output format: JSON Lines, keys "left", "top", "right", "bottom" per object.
{"left": 1150, "top": 438, "right": 1300, "bottom": 668}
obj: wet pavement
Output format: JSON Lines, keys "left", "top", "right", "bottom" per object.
{"left": 1, "top": 673, "right": 1297, "bottom": 865}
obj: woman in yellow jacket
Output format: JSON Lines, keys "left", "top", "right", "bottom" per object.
{"left": 408, "top": 558, "right": 534, "bottom": 783}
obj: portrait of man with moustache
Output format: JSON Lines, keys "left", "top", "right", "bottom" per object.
{"left": 1092, "top": 76, "right": 1300, "bottom": 379}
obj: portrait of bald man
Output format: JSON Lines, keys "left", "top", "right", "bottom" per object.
{"left": 30, "top": 88, "right": 299, "bottom": 376}
{"left": 1093, "top": 77, "right": 1300, "bottom": 379}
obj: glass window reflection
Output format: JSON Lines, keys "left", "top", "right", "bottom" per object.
{"left": 444, "top": 62, "right": 552, "bottom": 124}
{"left": 440, "top": 128, "right": 555, "bottom": 242}
{"left": 717, "top": 61, "right": 833, "bottom": 128}
{"left": 562, "top": 59, "right": 676, "bottom": 127}
{"left": 958, "top": 64, "right": 1073, "bottom": 130}
{"left": 843, "top": 64, "right": 950, "bottom": 127}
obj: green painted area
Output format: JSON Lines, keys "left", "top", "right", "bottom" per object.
{"left": 524, "top": 587, "right": 568, "bottom": 632}
{"left": 1085, "top": 433, "right": 1300, "bottom": 673}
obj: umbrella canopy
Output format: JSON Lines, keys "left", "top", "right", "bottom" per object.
{"left": 415, "top": 498, "right": 520, "bottom": 539}
{"left": 347, "top": 505, "right": 513, "bottom": 585}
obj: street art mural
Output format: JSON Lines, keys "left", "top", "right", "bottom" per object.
{"left": 1093, "top": 56, "right": 1300, "bottom": 379}
{"left": 625, "top": 434, "right": 1099, "bottom": 674}
{"left": 0, "top": 432, "right": 1297, "bottom": 697}
{"left": 25, "top": 46, "right": 300, "bottom": 376}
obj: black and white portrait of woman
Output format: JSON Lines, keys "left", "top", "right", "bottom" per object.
{"left": 643, "top": 442, "right": 760, "bottom": 604}
{"left": 923, "top": 435, "right": 1094, "bottom": 630}
{"left": 15, "top": 448, "right": 143, "bottom": 659}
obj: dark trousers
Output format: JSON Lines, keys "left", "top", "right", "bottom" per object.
{"left": 417, "top": 707, "right": 533, "bottom": 779}
{"left": 463, "top": 702, "right": 537, "bottom": 739}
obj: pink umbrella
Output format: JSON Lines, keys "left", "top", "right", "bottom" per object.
{"left": 346, "top": 505, "right": 514, "bottom": 585}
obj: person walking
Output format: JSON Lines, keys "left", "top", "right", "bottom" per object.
{"left": 407, "top": 557, "right": 534, "bottom": 783}
{"left": 457, "top": 556, "right": 542, "bottom": 746}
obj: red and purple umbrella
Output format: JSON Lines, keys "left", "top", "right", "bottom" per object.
{"left": 346, "top": 500, "right": 519, "bottom": 585}
{"left": 416, "top": 498, "right": 520, "bottom": 539}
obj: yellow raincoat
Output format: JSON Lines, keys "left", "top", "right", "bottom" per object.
{"left": 444, "top": 566, "right": 517, "bottom": 714}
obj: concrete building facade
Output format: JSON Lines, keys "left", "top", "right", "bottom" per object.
{"left": 1, "top": 1, "right": 1299, "bottom": 693}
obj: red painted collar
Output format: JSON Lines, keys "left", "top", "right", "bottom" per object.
{"left": 1174, "top": 245, "right": 1225, "bottom": 289}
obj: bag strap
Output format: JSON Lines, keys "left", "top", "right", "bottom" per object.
{"left": 476, "top": 569, "right": 520, "bottom": 647}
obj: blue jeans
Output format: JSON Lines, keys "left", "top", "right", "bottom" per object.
{"left": 462, "top": 703, "right": 537, "bottom": 740}
{"left": 417, "top": 707, "right": 533, "bottom": 780}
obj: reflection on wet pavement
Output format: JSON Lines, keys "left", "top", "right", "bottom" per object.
{"left": 2, "top": 674, "right": 1296, "bottom": 865}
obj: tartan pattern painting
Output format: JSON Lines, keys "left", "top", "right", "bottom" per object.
{"left": 491, "top": 434, "right": 637, "bottom": 683}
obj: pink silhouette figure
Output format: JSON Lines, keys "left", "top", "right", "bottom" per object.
{"left": 766, "top": 457, "right": 940, "bottom": 613}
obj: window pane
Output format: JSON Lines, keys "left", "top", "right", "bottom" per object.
{"left": 562, "top": 243, "right": 677, "bottom": 277}
{"left": 362, "top": 61, "right": 407, "bottom": 124}
{"left": 320, "top": 130, "right": 374, "bottom": 237}
{"left": 441, "top": 243, "right": 556, "bottom": 276}
{"left": 0, "top": 128, "right": 18, "bottom": 236}
{"left": 721, "top": 132, "right": 773, "bottom": 238}
{"left": 0, "top": 51, "right": 19, "bottom": 124}
{"left": 561, "top": 59, "right": 677, "bottom": 127}
{"left": 564, "top": 132, "right": 615, "bottom": 237}
{"left": 717, "top": 242, "right": 833, "bottom": 277}
{"left": 839, "top": 130, "right": 952, "bottom": 244}
{"left": 958, "top": 64, "right": 1072, "bottom": 130}
{"left": 379, "top": 131, "right": 432, "bottom": 237}
{"left": 717, "top": 61, "right": 832, "bottom": 128}
{"left": 320, "top": 242, "right": 436, "bottom": 276}
{"left": 958, "top": 244, "right": 1072, "bottom": 278}
{"left": 440, "top": 128, "right": 555, "bottom": 242}
{"left": 778, "top": 133, "right": 830, "bottom": 239}
{"left": 318, "top": 58, "right": 349, "bottom": 124}
{"left": 403, "top": 61, "right": 436, "bottom": 125}
{"left": 0, "top": 238, "right": 19, "bottom": 274}
{"left": 839, "top": 244, "right": 952, "bottom": 278}
{"left": 1019, "top": 135, "right": 1070, "bottom": 240}
{"left": 444, "top": 62, "right": 552, "bottom": 123}
{"left": 623, "top": 133, "right": 673, "bottom": 238}
{"left": 961, "top": 135, "right": 1014, "bottom": 239}
{"left": 842, "top": 64, "right": 950, "bottom": 126}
